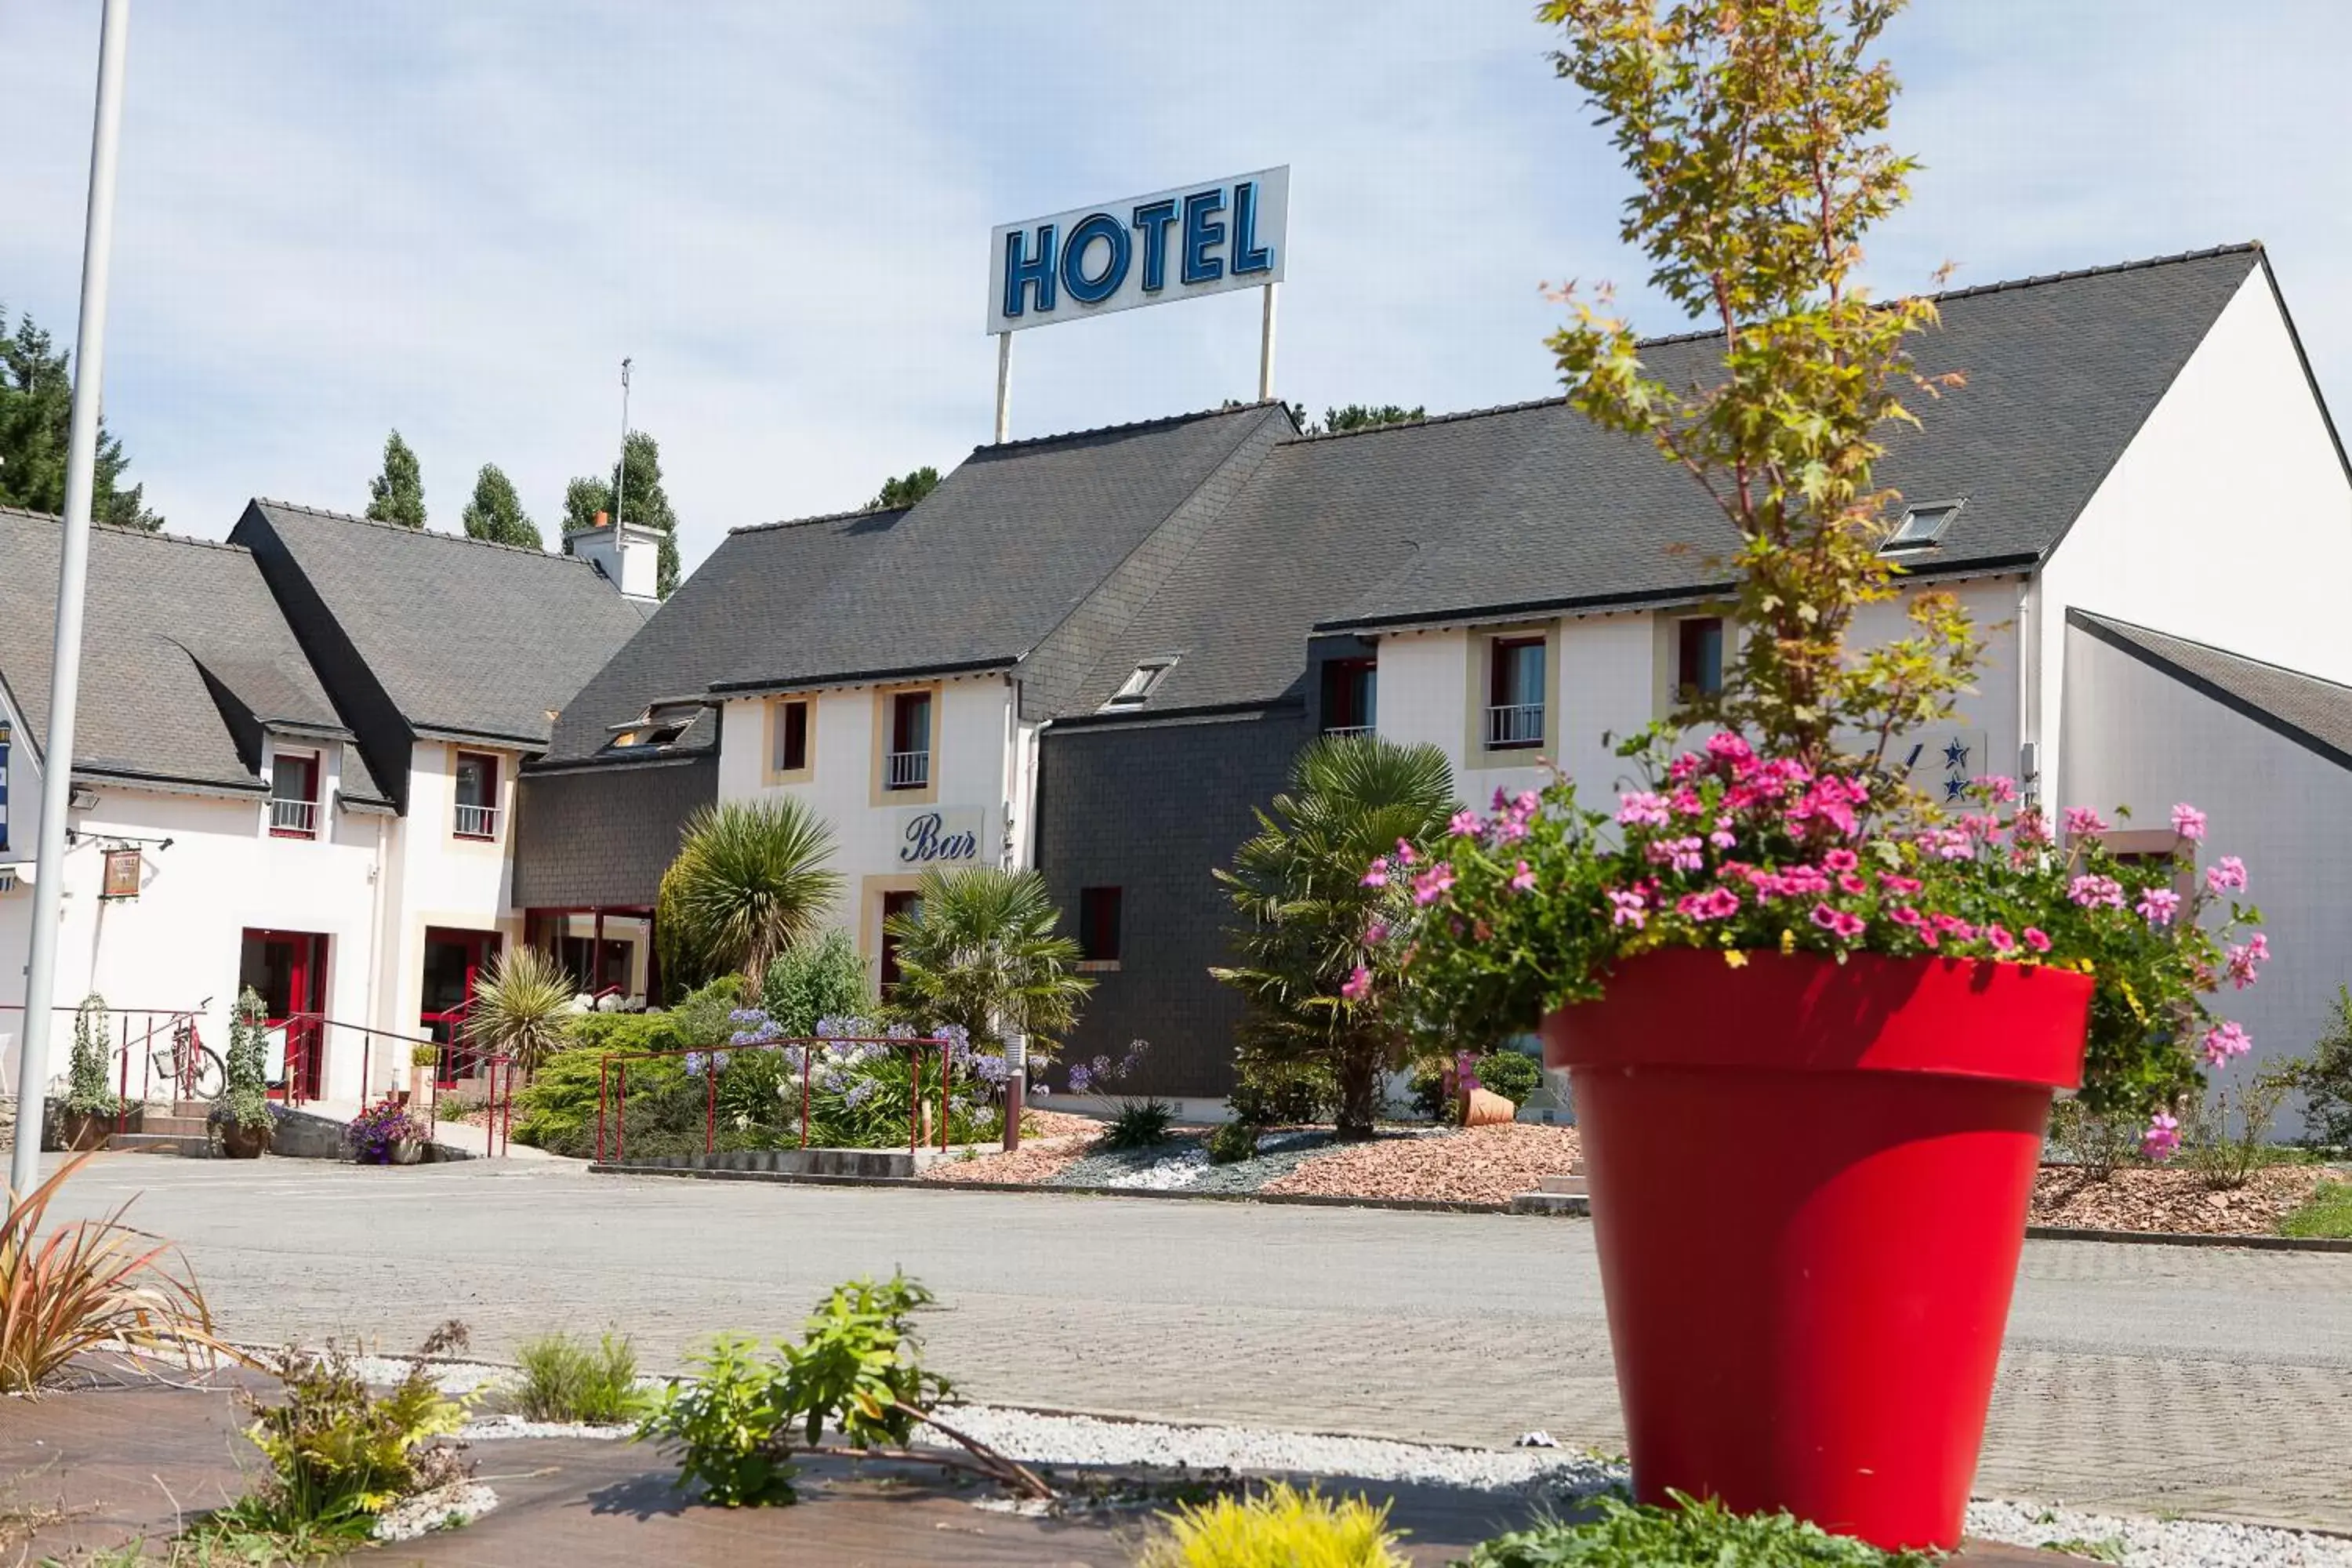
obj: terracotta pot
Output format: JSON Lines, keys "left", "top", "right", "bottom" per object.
{"left": 387, "top": 1138, "right": 425, "bottom": 1166}
{"left": 51, "top": 1109, "right": 113, "bottom": 1152}
{"left": 1541, "top": 949, "right": 2091, "bottom": 1552}
{"left": 1461, "top": 1087, "right": 1516, "bottom": 1127}
{"left": 218, "top": 1120, "right": 273, "bottom": 1160}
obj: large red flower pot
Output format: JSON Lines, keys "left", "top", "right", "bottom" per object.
{"left": 1541, "top": 949, "right": 2091, "bottom": 1552}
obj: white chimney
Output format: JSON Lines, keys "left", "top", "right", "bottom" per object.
{"left": 564, "top": 510, "right": 661, "bottom": 604}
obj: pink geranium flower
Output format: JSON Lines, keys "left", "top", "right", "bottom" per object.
{"left": 1617, "top": 791, "right": 1671, "bottom": 828}
{"left": 1973, "top": 775, "right": 2019, "bottom": 804}
{"left": 1987, "top": 924, "right": 2016, "bottom": 953}
{"left": 1449, "top": 809, "right": 1483, "bottom": 838}
{"left": 1395, "top": 839, "right": 1418, "bottom": 866}
{"left": 1411, "top": 863, "right": 1456, "bottom": 906}
{"left": 1836, "top": 872, "right": 1868, "bottom": 896}
{"left": 1360, "top": 857, "right": 1389, "bottom": 888}
{"left": 2136, "top": 888, "right": 2181, "bottom": 926}
{"left": 1809, "top": 903, "right": 1865, "bottom": 939}
{"left": 1675, "top": 887, "right": 1741, "bottom": 921}
{"left": 2023, "top": 927, "right": 2052, "bottom": 953}
{"left": 2170, "top": 803, "right": 2207, "bottom": 842}
{"left": 1508, "top": 861, "right": 1537, "bottom": 893}
{"left": 1823, "top": 848, "right": 1859, "bottom": 873}
{"left": 1606, "top": 887, "right": 1649, "bottom": 929}
{"left": 2063, "top": 806, "right": 2110, "bottom": 838}
{"left": 2206, "top": 856, "right": 2248, "bottom": 895}
{"left": 2226, "top": 934, "right": 2269, "bottom": 989}
{"left": 1340, "top": 965, "right": 1373, "bottom": 1002}
{"left": 2200, "top": 1020, "right": 2251, "bottom": 1065}
{"left": 2068, "top": 874, "right": 2125, "bottom": 910}
{"left": 2141, "top": 1112, "right": 2182, "bottom": 1162}
{"left": 1887, "top": 905, "right": 1926, "bottom": 929}
{"left": 1878, "top": 873, "right": 1922, "bottom": 895}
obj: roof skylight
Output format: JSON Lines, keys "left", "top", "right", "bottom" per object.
{"left": 1880, "top": 500, "right": 1962, "bottom": 557}
{"left": 1105, "top": 657, "right": 1178, "bottom": 707}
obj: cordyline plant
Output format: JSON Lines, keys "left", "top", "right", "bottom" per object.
{"left": 1352, "top": 0, "right": 2263, "bottom": 1152}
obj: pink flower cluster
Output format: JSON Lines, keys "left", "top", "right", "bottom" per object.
{"left": 2200, "top": 1019, "right": 2252, "bottom": 1066}
{"left": 2226, "top": 934, "right": 2269, "bottom": 989}
{"left": 2141, "top": 1112, "right": 2182, "bottom": 1162}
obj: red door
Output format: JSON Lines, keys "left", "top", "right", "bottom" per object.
{"left": 422, "top": 927, "right": 502, "bottom": 1083}
{"left": 240, "top": 929, "right": 328, "bottom": 1101}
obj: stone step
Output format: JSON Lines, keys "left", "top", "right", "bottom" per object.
{"left": 107, "top": 1132, "right": 211, "bottom": 1156}
{"left": 1537, "top": 1173, "right": 1588, "bottom": 1196}
{"left": 1508, "top": 1190, "right": 1590, "bottom": 1217}
{"left": 141, "top": 1114, "right": 211, "bottom": 1137}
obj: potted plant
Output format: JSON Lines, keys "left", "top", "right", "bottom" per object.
{"left": 408, "top": 1041, "right": 441, "bottom": 1106}
{"left": 1363, "top": 3, "right": 2267, "bottom": 1550}
{"left": 211, "top": 989, "right": 276, "bottom": 1159}
{"left": 50, "top": 993, "right": 128, "bottom": 1151}
{"left": 347, "top": 1096, "right": 427, "bottom": 1165}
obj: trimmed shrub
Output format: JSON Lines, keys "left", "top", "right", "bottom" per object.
{"left": 1206, "top": 1119, "right": 1260, "bottom": 1165}
{"left": 760, "top": 931, "right": 870, "bottom": 1037}
{"left": 1228, "top": 1051, "right": 1334, "bottom": 1127}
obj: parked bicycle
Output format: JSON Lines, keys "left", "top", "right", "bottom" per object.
{"left": 151, "top": 998, "right": 227, "bottom": 1101}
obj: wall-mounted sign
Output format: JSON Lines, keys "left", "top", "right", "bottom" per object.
{"left": 100, "top": 846, "right": 142, "bottom": 900}
{"left": 988, "top": 166, "right": 1288, "bottom": 335}
{"left": 896, "top": 806, "right": 991, "bottom": 866}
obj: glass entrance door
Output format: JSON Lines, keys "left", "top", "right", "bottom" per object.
{"left": 421, "top": 927, "right": 501, "bottom": 1083}
{"left": 239, "top": 929, "right": 327, "bottom": 1101}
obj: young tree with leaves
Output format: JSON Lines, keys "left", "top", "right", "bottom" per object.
{"left": 365, "top": 430, "right": 426, "bottom": 528}
{"left": 869, "top": 465, "right": 940, "bottom": 510}
{"left": 563, "top": 430, "right": 681, "bottom": 594}
{"left": 0, "top": 302, "right": 160, "bottom": 528}
{"left": 461, "top": 463, "right": 541, "bottom": 548}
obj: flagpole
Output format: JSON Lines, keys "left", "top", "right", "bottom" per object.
{"left": 11, "top": 0, "right": 132, "bottom": 1195}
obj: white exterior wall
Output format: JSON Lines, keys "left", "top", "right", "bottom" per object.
{"left": 0, "top": 731, "right": 388, "bottom": 1104}
{"left": 2037, "top": 267, "right": 2352, "bottom": 793}
{"left": 717, "top": 674, "right": 1019, "bottom": 982}
{"left": 1371, "top": 582, "right": 2024, "bottom": 808}
{"left": 2061, "top": 627, "right": 2352, "bottom": 1125}
{"left": 381, "top": 741, "right": 522, "bottom": 1056}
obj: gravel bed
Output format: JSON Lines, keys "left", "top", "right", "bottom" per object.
{"left": 1184, "top": 1129, "right": 1342, "bottom": 1194}
{"left": 373, "top": 1480, "right": 497, "bottom": 1541}
{"left": 460, "top": 1411, "right": 634, "bottom": 1442}
{"left": 924, "top": 1403, "right": 1622, "bottom": 1497}
{"left": 1965, "top": 1497, "right": 2352, "bottom": 1567}
{"left": 1050, "top": 1137, "right": 1213, "bottom": 1189}
{"left": 2031, "top": 1163, "right": 2330, "bottom": 1236}
{"left": 1262, "top": 1123, "right": 1581, "bottom": 1205}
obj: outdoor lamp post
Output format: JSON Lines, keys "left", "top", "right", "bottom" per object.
{"left": 1001, "top": 1029, "right": 1025, "bottom": 1153}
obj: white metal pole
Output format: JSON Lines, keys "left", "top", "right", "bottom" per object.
{"left": 1258, "top": 281, "right": 1279, "bottom": 402}
{"left": 11, "top": 0, "right": 132, "bottom": 1196}
{"left": 993, "top": 332, "right": 1013, "bottom": 443}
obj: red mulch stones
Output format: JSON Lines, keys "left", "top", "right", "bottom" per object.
{"left": 922, "top": 1110, "right": 1105, "bottom": 1185}
{"left": 1261, "top": 1124, "right": 1583, "bottom": 1206}
{"left": 2030, "top": 1162, "right": 2328, "bottom": 1236}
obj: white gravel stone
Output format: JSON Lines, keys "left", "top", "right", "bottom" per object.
{"left": 1966, "top": 1498, "right": 2352, "bottom": 1568}
{"left": 919, "top": 1403, "right": 1621, "bottom": 1496}
{"left": 372, "top": 1481, "right": 497, "bottom": 1542}
{"left": 460, "top": 1411, "right": 634, "bottom": 1442}
{"left": 346, "top": 1355, "right": 512, "bottom": 1396}
{"left": 1101, "top": 1149, "right": 1211, "bottom": 1190}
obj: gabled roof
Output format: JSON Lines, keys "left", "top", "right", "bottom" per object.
{"left": 2069, "top": 609, "right": 2352, "bottom": 771}
{"left": 539, "top": 504, "right": 909, "bottom": 767}
{"left": 1315, "top": 244, "right": 2263, "bottom": 634}
{"left": 0, "top": 506, "right": 380, "bottom": 800}
{"left": 231, "top": 499, "right": 648, "bottom": 749}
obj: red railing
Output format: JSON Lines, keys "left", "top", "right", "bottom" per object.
{"left": 593, "top": 1036, "right": 956, "bottom": 1165}
{"left": 275, "top": 1012, "right": 517, "bottom": 1155}
{"left": 1, "top": 1003, "right": 205, "bottom": 1133}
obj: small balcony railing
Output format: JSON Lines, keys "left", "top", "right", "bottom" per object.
{"left": 1321, "top": 724, "right": 1374, "bottom": 739}
{"left": 1485, "top": 702, "right": 1545, "bottom": 749}
{"left": 453, "top": 802, "right": 500, "bottom": 839}
{"left": 269, "top": 797, "right": 318, "bottom": 837}
{"left": 886, "top": 749, "right": 931, "bottom": 790}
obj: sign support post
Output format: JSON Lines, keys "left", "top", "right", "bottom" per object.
{"left": 11, "top": 0, "right": 131, "bottom": 1193}
{"left": 993, "top": 331, "right": 1012, "bottom": 444}
{"left": 1258, "top": 282, "right": 1279, "bottom": 403}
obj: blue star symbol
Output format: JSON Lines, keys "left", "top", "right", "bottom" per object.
{"left": 1943, "top": 739, "right": 1971, "bottom": 770}
{"left": 1944, "top": 776, "right": 1969, "bottom": 802}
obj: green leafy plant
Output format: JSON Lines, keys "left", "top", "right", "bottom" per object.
{"left": 1, "top": 1152, "right": 227, "bottom": 1394}
{"left": 881, "top": 866, "right": 1092, "bottom": 1062}
{"left": 657, "top": 797, "right": 844, "bottom": 992}
{"left": 2280, "top": 1178, "right": 2352, "bottom": 1240}
{"left": 63, "top": 993, "right": 122, "bottom": 1118}
{"left": 2181, "top": 1059, "right": 2300, "bottom": 1189}
{"left": 2045, "top": 1098, "right": 2143, "bottom": 1182}
{"left": 1135, "top": 1481, "right": 1408, "bottom": 1567}
{"left": 2281, "top": 985, "right": 2352, "bottom": 1151}
{"left": 1102, "top": 1098, "right": 1175, "bottom": 1151}
{"left": 209, "top": 989, "right": 273, "bottom": 1134}
{"left": 760, "top": 930, "right": 872, "bottom": 1036}
{"left": 635, "top": 1274, "right": 1045, "bottom": 1508}
{"left": 467, "top": 944, "right": 578, "bottom": 1077}
{"left": 1227, "top": 1051, "right": 1334, "bottom": 1127}
{"left": 1207, "top": 1118, "right": 1260, "bottom": 1165}
{"left": 239, "top": 1339, "right": 468, "bottom": 1523}
{"left": 1213, "top": 735, "right": 1461, "bottom": 1139}
{"left": 2038, "top": 1537, "right": 2128, "bottom": 1564}
{"left": 513, "top": 1330, "right": 648, "bottom": 1424}
{"left": 1461, "top": 1492, "right": 1935, "bottom": 1566}
{"left": 409, "top": 1042, "right": 441, "bottom": 1069}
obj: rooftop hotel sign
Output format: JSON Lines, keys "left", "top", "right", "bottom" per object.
{"left": 985, "top": 167, "right": 1290, "bottom": 440}
{"left": 986, "top": 167, "right": 1288, "bottom": 334}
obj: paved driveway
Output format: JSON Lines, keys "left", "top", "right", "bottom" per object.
{"left": 40, "top": 1154, "right": 2352, "bottom": 1530}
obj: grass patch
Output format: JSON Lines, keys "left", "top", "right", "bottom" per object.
{"left": 2279, "top": 1178, "right": 2352, "bottom": 1239}
{"left": 512, "top": 1330, "right": 648, "bottom": 1423}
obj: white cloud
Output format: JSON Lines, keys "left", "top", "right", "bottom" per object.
{"left": 5, "top": 2, "right": 2350, "bottom": 577}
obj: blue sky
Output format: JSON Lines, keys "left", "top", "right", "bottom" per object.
{"left": 6, "top": 2, "right": 2350, "bottom": 575}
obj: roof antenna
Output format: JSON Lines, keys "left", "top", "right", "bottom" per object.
{"left": 614, "top": 356, "right": 633, "bottom": 528}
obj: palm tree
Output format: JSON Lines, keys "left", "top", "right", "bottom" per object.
{"left": 883, "top": 867, "right": 1091, "bottom": 1057}
{"left": 467, "top": 946, "right": 578, "bottom": 1077}
{"left": 657, "top": 798, "right": 844, "bottom": 992}
{"left": 1213, "top": 735, "right": 1457, "bottom": 1139}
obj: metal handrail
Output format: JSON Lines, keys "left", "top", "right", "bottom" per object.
{"left": 1485, "top": 702, "right": 1545, "bottom": 748}
{"left": 885, "top": 749, "right": 930, "bottom": 789}
{"left": 269, "top": 797, "right": 318, "bottom": 837}
{"left": 1322, "top": 724, "right": 1374, "bottom": 738}
{"left": 452, "top": 801, "right": 499, "bottom": 837}
{"left": 594, "top": 1036, "right": 958, "bottom": 1164}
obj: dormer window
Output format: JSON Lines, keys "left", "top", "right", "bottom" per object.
{"left": 269, "top": 751, "right": 320, "bottom": 839}
{"left": 608, "top": 702, "right": 699, "bottom": 751}
{"left": 1106, "top": 657, "right": 1178, "bottom": 708}
{"left": 1881, "top": 500, "right": 1962, "bottom": 557}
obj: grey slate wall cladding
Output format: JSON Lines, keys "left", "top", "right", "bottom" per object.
{"left": 512, "top": 755, "right": 718, "bottom": 909}
{"left": 1036, "top": 709, "right": 1308, "bottom": 1098}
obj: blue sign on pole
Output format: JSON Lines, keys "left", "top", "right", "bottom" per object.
{"left": 989, "top": 167, "right": 1289, "bottom": 334}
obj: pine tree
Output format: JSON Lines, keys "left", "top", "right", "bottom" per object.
{"left": 561, "top": 430, "right": 681, "bottom": 596}
{"left": 461, "top": 463, "right": 541, "bottom": 548}
{"left": 0, "top": 302, "right": 162, "bottom": 529}
{"left": 365, "top": 429, "right": 426, "bottom": 528}
{"left": 869, "top": 465, "right": 940, "bottom": 510}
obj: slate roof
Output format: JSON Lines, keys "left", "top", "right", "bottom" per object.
{"left": 2070, "top": 609, "right": 2352, "bottom": 770}
{"left": 0, "top": 507, "right": 382, "bottom": 800}
{"left": 230, "top": 500, "right": 648, "bottom": 747}
{"left": 1314, "top": 245, "right": 2264, "bottom": 635}
{"left": 539, "top": 505, "right": 910, "bottom": 767}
